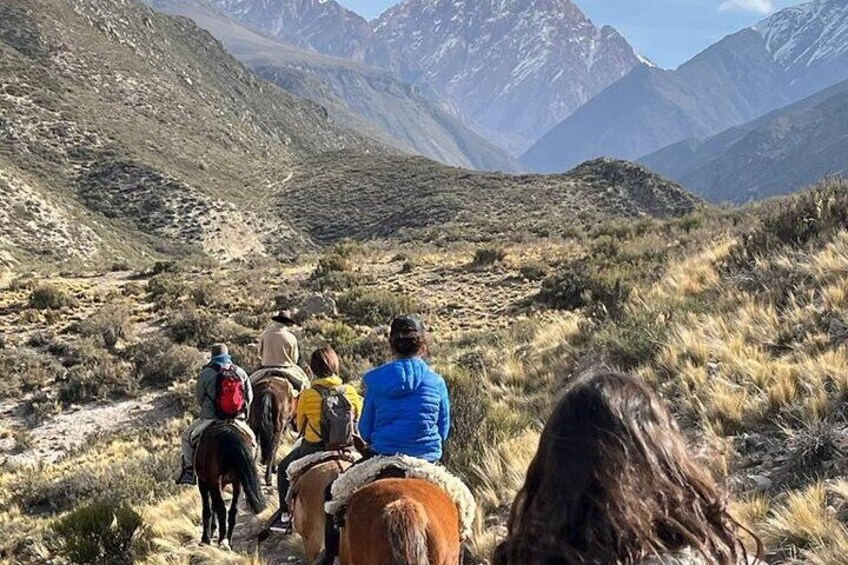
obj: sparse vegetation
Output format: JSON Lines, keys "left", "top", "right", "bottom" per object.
{"left": 28, "top": 284, "right": 75, "bottom": 310}
{"left": 471, "top": 246, "right": 507, "bottom": 268}
{"left": 53, "top": 500, "right": 145, "bottom": 564}
{"left": 338, "top": 288, "right": 418, "bottom": 326}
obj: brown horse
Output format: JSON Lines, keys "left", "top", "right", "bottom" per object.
{"left": 339, "top": 478, "right": 461, "bottom": 565}
{"left": 249, "top": 377, "right": 297, "bottom": 485}
{"left": 195, "top": 423, "right": 267, "bottom": 547}
{"left": 291, "top": 458, "right": 354, "bottom": 562}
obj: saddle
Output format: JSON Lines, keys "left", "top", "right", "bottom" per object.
{"left": 191, "top": 419, "right": 256, "bottom": 448}
{"left": 324, "top": 454, "right": 477, "bottom": 539}
{"left": 251, "top": 367, "right": 306, "bottom": 395}
{"left": 286, "top": 448, "right": 360, "bottom": 508}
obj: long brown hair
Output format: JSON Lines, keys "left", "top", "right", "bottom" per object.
{"left": 493, "top": 372, "right": 761, "bottom": 565}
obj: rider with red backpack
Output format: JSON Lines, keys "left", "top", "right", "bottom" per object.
{"left": 177, "top": 343, "right": 254, "bottom": 485}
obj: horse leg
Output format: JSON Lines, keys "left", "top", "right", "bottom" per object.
{"left": 265, "top": 433, "right": 279, "bottom": 486}
{"left": 228, "top": 482, "right": 241, "bottom": 547}
{"left": 210, "top": 486, "right": 228, "bottom": 546}
{"left": 199, "top": 482, "right": 212, "bottom": 545}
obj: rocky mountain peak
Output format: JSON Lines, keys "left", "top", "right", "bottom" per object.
{"left": 372, "top": 0, "right": 640, "bottom": 154}
{"left": 209, "top": 0, "right": 394, "bottom": 66}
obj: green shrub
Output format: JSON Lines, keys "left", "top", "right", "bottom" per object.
{"left": 440, "top": 367, "right": 494, "bottom": 483}
{"left": 130, "top": 338, "right": 204, "bottom": 387}
{"left": 518, "top": 261, "right": 549, "bottom": 281}
{"left": 165, "top": 307, "right": 222, "bottom": 347}
{"left": 471, "top": 246, "right": 507, "bottom": 267}
{"left": 58, "top": 352, "right": 136, "bottom": 404}
{"left": 338, "top": 288, "right": 416, "bottom": 326}
{"left": 0, "top": 347, "right": 64, "bottom": 398}
{"left": 538, "top": 263, "right": 629, "bottom": 317}
{"left": 330, "top": 239, "right": 363, "bottom": 259}
{"left": 726, "top": 179, "right": 848, "bottom": 271}
{"left": 78, "top": 304, "right": 134, "bottom": 348}
{"left": 147, "top": 272, "right": 186, "bottom": 308}
{"left": 596, "top": 311, "right": 667, "bottom": 372}
{"left": 28, "top": 284, "right": 75, "bottom": 310}
{"left": 310, "top": 253, "right": 360, "bottom": 291}
{"left": 189, "top": 281, "right": 223, "bottom": 308}
{"left": 53, "top": 500, "right": 143, "bottom": 564}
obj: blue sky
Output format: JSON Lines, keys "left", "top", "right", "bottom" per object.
{"left": 337, "top": 0, "right": 802, "bottom": 69}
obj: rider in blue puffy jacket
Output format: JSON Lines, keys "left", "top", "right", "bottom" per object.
{"left": 358, "top": 316, "right": 450, "bottom": 462}
{"left": 313, "top": 314, "right": 451, "bottom": 565}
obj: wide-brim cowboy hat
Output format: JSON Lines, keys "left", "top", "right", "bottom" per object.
{"left": 271, "top": 310, "right": 298, "bottom": 325}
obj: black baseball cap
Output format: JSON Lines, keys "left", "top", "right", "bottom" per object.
{"left": 390, "top": 315, "right": 425, "bottom": 338}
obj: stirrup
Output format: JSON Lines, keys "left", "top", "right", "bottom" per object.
{"left": 268, "top": 514, "right": 293, "bottom": 535}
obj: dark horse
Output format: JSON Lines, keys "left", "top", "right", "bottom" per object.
{"left": 249, "top": 376, "right": 297, "bottom": 485}
{"left": 195, "top": 423, "right": 267, "bottom": 547}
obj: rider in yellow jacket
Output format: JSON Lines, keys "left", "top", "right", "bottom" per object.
{"left": 269, "top": 346, "right": 362, "bottom": 533}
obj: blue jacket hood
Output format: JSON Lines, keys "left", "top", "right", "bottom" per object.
{"left": 365, "top": 357, "right": 429, "bottom": 398}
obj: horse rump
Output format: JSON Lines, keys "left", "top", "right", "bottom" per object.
{"left": 218, "top": 425, "right": 266, "bottom": 514}
{"left": 385, "top": 498, "right": 429, "bottom": 565}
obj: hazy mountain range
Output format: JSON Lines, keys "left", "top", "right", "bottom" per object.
{"left": 523, "top": 0, "right": 848, "bottom": 178}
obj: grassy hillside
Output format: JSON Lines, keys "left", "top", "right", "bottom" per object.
{"left": 280, "top": 152, "right": 702, "bottom": 244}
{"left": 0, "top": 0, "right": 364, "bottom": 268}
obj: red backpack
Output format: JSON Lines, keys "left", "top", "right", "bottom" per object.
{"left": 213, "top": 365, "right": 246, "bottom": 419}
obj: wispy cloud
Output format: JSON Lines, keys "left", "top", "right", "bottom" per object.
{"left": 718, "top": 0, "right": 774, "bottom": 14}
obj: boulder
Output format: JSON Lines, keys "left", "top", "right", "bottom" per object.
{"left": 298, "top": 293, "right": 338, "bottom": 318}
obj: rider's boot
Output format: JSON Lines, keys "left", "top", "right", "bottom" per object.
{"left": 176, "top": 466, "right": 196, "bottom": 485}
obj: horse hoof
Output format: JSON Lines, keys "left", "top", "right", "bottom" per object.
{"left": 200, "top": 538, "right": 210, "bottom": 546}
{"left": 219, "top": 540, "right": 231, "bottom": 551}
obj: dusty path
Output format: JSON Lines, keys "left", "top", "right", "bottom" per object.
{"left": 1, "top": 391, "right": 178, "bottom": 468}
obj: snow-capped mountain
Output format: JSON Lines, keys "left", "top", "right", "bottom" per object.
{"left": 524, "top": 0, "right": 848, "bottom": 173}
{"left": 373, "top": 0, "right": 641, "bottom": 154}
{"left": 755, "top": 0, "right": 848, "bottom": 95}
{"left": 209, "top": 0, "right": 394, "bottom": 67}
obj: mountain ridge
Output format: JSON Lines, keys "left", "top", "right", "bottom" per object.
{"left": 522, "top": 0, "right": 848, "bottom": 174}
{"left": 641, "top": 77, "right": 848, "bottom": 203}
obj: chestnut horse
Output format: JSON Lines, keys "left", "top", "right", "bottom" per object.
{"left": 249, "top": 376, "right": 297, "bottom": 485}
{"left": 195, "top": 423, "right": 267, "bottom": 547}
{"left": 291, "top": 458, "right": 354, "bottom": 562}
{"left": 340, "top": 478, "right": 461, "bottom": 565}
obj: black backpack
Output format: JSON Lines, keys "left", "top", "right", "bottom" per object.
{"left": 314, "top": 385, "right": 355, "bottom": 449}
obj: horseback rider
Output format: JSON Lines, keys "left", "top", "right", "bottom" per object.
{"left": 267, "top": 346, "right": 363, "bottom": 534}
{"left": 251, "top": 309, "right": 309, "bottom": 393}
{"left": 314, "top": 314, "right": 450, "bottom": 565}
{"left": 176, "top": 343, "right": 254, "bottom": 486}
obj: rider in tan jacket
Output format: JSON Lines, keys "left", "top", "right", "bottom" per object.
{"left": 252, "top": 310, "right": 309, "bottom": 392}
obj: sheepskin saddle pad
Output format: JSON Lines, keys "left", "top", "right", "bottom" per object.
{"left": 324, "top": 454, "right": 477, "bottom": 539}
{"left": 287, "top": 449, "right": 361, "bottom": 485}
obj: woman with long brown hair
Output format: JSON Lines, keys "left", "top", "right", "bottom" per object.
{"left": 493, "top": 372, "right": 762, "bottom": 565}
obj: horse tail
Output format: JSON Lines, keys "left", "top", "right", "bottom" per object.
{"left": 385, "top": 499, "right": 429, "bottom": 565}
{"left": 259, "top": 391, "right": 277, "bottom": 465}
{"left": 220, "top": 426, "right": 266, "bottom": 514}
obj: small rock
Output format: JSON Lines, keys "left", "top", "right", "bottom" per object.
{"left": 751, "top": 474, "right": 772, "bottom": 491}
{"left": 4, "top": 452, "right": 39, "bottom": 470}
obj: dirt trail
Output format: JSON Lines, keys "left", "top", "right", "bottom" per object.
{"left": 1, "top": 391, "right": 178, "bottom": 468}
